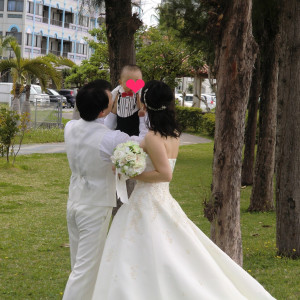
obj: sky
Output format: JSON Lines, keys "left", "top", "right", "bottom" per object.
{"left": 140, "top": 0, "right": 162, "bottom": 27}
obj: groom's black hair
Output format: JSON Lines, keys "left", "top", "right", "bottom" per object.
{"left": 76, "top": 79, "right": 112, "bottom": 121}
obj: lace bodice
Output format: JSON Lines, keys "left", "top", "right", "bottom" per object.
{"left": 133, "top": 157, "right": 176, "bottom": 199}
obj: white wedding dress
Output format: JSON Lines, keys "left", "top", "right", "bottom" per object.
{"left": 92, "top": 158, "right": 275, "bottom": 300}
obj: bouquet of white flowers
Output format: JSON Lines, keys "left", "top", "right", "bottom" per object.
{"left": 111, "top": 141, "right": 147, "bottom": 178}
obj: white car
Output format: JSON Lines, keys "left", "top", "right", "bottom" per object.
{"left": 201, "top": 94, "right": 216, "bottom": 110}
{"left": 175, "top": 93, "right": 194, "bottom": 107}
{"left": 175, "top": 93, "right": 216, "bottom": 111}
{"left": 30, "top": 84, "right": 50, "bottom": 105}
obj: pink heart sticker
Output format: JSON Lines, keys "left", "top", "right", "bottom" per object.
{"left": 126, "top": 79, "right": 145, "bottom": 93}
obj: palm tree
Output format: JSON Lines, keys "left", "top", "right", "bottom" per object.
{"left": 0, "top": 35, "right": 15, "bottom": 58}
{"left": 0, "top": 40, "right": 62, "bottom": 115}
{"left": 0, "top": 35, "right": 16, "bottom": 81}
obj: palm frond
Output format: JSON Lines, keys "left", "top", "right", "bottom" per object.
{"left": 8, "top": 39, "right": 21, "bottom": 65}
{"left": 22, "top": 61, "right": 62, "bottom": 90}
{"left": 0, "top": 36, "right": 17, "bottom": 57}
{"left": 56, "top": 56, "right": 76, "bottom": 68}
{"left": 0, "top": 59, "right": 17, "bottom": 72}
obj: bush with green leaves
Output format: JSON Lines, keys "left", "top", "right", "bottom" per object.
{"left": 0, "top": 107, "right": 20, "bottom": 162}
{"left": 175, "top": 106, "right": 215, "bottom": 137}
{"left": 175, "top": 106, "right": 204, "bottom": 132}
{"left": 203, "top": 113, "right": 215, "bottom": 137}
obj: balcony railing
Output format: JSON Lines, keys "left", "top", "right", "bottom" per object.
{"left": 42, "top": 17, "right": 72, "bottom": 28}
{"left": 51, "top": 19, "right": 62, "bottom": 27}
{"left": 49, "top": 49, "right": 61, "bottom": 56}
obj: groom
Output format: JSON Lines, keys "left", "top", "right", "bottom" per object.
{"left": 63, "top": 79, "right": 147, "bottom": 300}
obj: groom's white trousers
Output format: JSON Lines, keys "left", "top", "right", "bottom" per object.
{"left": 63, "top": 202, "right": 112, "bottom": 300}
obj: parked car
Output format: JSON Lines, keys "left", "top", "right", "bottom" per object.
{"left": 30, "top": 84, "right": 50, "bottom": 105}
{"left": 175, "top": 93, "right": 194, "bottom": 107}
{"left": 0, "top": 82, "right": 13, "bottom": 105}
{"left": 46, "top": 88, "right": 67, "bottom": 107}
{"left": 201, "top": 94, "right": 216, "bottom": 110}
{"left": 176, "top": 93, "right": 216, "bottom": 111}
{"left": 58, "top": 89, "right": 76, "bottom": 108}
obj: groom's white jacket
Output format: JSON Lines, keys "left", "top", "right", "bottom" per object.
{"left": 65, "top": 118, "right": 116, "bottom": 207}
{"left": 65, "top": 114, "right": 147, "bottom": 207}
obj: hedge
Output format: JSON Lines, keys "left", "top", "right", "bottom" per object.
{"left": 175, "top": 106, "right": 215, "bottom": 137}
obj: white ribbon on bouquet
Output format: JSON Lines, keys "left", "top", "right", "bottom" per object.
{"left": 115, "top": 171, "right": 129, "bottom": 204}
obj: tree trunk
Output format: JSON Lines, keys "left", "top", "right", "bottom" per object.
{"left": 241, "top": 56, "right": 261, "bottom": 186}
{"left": 248, "top": 33, "right": 280, "bottom": 212}
{"left": 21, "top": 85, "right": 31, "bottom": 125}
{"left": 276, "top": 0, "right": 300, "bottom": 258}
{"left": 193, "top": 75, "right": 202, "bottom": 108}
{"left": 105, "top": 0, "right": 142, "bottom": 87}
{"left": 205, "top": 0, "right": 257, "bottom": 266}
{"left": 11, "top": 83, "right": 21, "bottom": 114}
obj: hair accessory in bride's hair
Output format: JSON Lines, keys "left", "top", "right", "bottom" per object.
{"left": 143, "top": 88, "right": 167, "bottom": 111}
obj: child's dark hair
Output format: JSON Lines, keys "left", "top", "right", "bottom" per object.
{"left": 76, "top": 80, "right": 112, "bottom": 121}
{"left": 141, "top": 80, "right": 181, "bottom": 138}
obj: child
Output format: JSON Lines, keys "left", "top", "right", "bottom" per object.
{"left": 111, "top": 65, "right": 143, "bottom": 136}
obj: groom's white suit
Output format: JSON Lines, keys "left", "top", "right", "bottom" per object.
{"left": 63, "top": 114, "right": 146, "bottom": 300}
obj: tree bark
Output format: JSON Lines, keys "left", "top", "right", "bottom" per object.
{"left": 276, "top": 0, "right": 300, "bottom": 258}
{"left": 241, "top": 56, "right": 261, "bottom": 186}
{"left": 205, "top": 0, "right": 257, "bottom": 266}
{"left": 105, "top": 0, "right": 142, "bottom": 87}
{"left": 11, "top": 83, "right": 21, "bottom": 114}
{"left": 21, "top": 85, "right": 31, "bottom": 125}
{"left": 193, "top": 75, "right": 202, "bottom": 108}
{"left": 248, "top": 29, "right": 280, "bottom": 212}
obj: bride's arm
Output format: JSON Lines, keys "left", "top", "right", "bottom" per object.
{"left": 134, "top": 133, "right": 172, "bottom": 183}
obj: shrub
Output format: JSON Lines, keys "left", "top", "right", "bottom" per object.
{"left": 0, "top": 108, "right": 30, "bottom": 164}
{"left": 0, "top": 107, "right": 20, "bottom": 162}
{"left": 175, "top": 106, "right": 204, "bottom": 132}
{"left": 203, "top": 113, "right": 215, "bottom": 137}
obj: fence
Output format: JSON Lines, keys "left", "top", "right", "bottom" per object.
{"left": 20, "top": 96, "right": 64, "bottom": 128}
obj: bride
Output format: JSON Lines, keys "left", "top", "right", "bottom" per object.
{"left": 92, "top": 80, "right": 275, "bottom": 299}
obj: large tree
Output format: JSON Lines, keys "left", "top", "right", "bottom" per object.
{"left": 83, "top": 0, "right": 142, "bottom": 87}
{"left": 241, "top": 55, "right": 261, "bottom": 186}
{"left": 161, "top": 0, "right": 257, "bottom": 265}
{"left": 248, "top": 0, "right": 280, "bottom": 212}
{"left": 207, "top": 1, "right": 257, "bottom": 265}
{"left": 136, "top": 26, "right": 190, "bottom": 89}
{"left": 276, "top": 0, "right": 300, "bottom": 258}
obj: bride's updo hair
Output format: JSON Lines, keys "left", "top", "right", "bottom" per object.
{"left": 141, "top": 80, "right": 181, "bottom": 138}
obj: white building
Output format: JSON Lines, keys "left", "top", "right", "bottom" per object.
{"left": 0, "top": 0, "right": 102, "bottom": 64}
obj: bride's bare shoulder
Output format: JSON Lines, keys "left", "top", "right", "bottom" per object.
{"left": 145, "top": 131, "right": 163, "bottom": 142}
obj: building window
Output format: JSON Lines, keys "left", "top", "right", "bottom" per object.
{"left": 33, "top": 35, "right": 42, "bottom": 48}
{"left": 0, "top": 0, "right": 4, "bottom": 11}
{"left": 27, "top": 2, "right": 42, "bottom": 15}
{"left": 79, "top": 15, "right": 89, "bottom": 27}
{"left": 27, "top": 1, "right": 34, "bottom": 14}
{"left": 89, "top": 18, "right": 96, "bottom": 30}
{"left": 8, "top": 14, "right": 22, "bottom": 18}
{"left": 76, "top": 43, "right": 87, "bottom": 55}
{"left": 6, "top": 27, "right": 22, "bottom": 45}
{"left": 36, "top": 4, "right": 43, "bottom": 16}
{"left": 8, "top": 0, "right": 24, "bottom": 12}
{"left": 26, "top": 33, "right": 32, "bottom": 46}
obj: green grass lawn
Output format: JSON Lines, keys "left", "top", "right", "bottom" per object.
{"left": 0, "top": 143, "right": 299, "bottom": 299}
{"left": 18, "top": 118, "right": 69, "bottom": 145}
